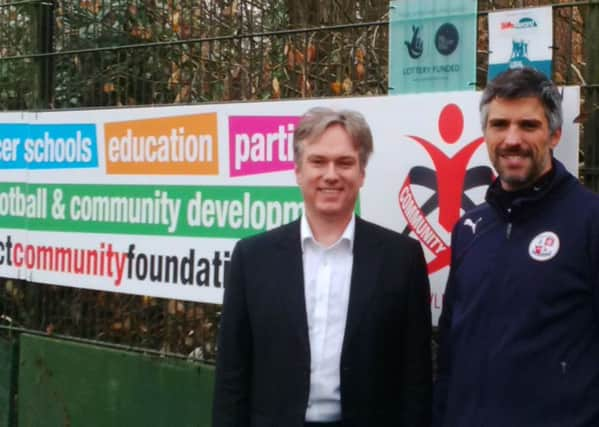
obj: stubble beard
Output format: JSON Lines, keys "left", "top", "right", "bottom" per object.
{"left": 494, "top": 148, "right": 547, "bottom": 191}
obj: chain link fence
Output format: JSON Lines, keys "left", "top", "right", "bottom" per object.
{"left": 0, "top": 0, "right": 598, "bottom": 360}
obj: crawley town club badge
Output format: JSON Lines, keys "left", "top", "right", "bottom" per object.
{"left": 528, "top": 231, "right": 560, "bottom": 262}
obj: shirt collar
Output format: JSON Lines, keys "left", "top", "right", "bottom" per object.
{"left": 300, "top": 214, "right": 355, "bottom": 251}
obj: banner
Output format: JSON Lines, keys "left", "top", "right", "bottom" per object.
{"left": 0, "top": 89, "right": 580, "bottom": 324}
{"left": 389, "top": 0, "right": 477, "bottom": 94}
{"left": 488, "top": 6, "right": 553, "bottom": 80}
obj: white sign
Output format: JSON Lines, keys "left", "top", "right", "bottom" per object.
{"left": 0, "top": 89, "right": 580, "bottom": 324}
{"left": 488, "top": 6, "right": 553, "bottom": 80}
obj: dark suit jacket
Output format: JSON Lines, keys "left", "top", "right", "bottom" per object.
{"left": 213, "top": 217, "right": 432, "bottom": 427}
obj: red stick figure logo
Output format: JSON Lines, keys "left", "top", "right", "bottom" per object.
{"left": 399, "top": 104, "right": 494, "bottom": 273}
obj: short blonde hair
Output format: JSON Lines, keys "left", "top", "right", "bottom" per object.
{"left": 293, "top": 107, "right": 373, "bottom": 169}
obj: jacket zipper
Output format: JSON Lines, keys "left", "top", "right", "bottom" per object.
{"left": 560, "top": 361, "right": 572, "bottom": 424}
{"left": 506, "top": 222, "right": 512, "bottom": 239}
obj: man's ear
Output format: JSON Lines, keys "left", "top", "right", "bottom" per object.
{"left": 550, "top": 128, "right": 562, "bottom": 149}
{"left": 294, "top": 162, "right": 302, "bottom": 185}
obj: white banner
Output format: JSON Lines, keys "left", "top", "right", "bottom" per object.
{"left": 488, "top": 6, "right": 553, "bottom": 80}
{"left": 0, "top": 89, "right": 579, "bottom": 324}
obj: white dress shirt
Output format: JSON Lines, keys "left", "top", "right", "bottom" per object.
{"left": 301, "top": 214, "right": 354, "bottom": 422}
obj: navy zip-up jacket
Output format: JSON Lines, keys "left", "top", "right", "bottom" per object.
{"left": 434, "top": 159, "right": 599, "bottom": 427}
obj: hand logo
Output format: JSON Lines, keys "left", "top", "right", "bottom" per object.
{"left": 405, "top": 25, "right": 423, "bottom": 59}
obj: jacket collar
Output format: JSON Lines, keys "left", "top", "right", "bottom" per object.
{"left": 486, "top": 157, "right": 574, "bottom": 220}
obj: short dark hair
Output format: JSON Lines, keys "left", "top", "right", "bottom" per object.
{"left": 293, "top": 107, "right": 373, "bottom": 169}
{"left": 479, "top": 68, "right": 563, "bottom": 134}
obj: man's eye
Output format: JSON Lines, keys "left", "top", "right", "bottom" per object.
{"left": 521, "top": 122, "right": 539, "bottom": 130}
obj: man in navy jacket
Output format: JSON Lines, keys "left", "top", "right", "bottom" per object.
{"left": 434, "top": 68, "right": 599, "bottom": 426}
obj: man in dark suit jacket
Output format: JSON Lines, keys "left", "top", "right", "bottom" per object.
{"left": 213, "top": 107, "right": 432, "bottom": 427}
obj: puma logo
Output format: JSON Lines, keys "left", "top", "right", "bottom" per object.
{"left": 464, "top": 217, "right": 482, "bottom": 234}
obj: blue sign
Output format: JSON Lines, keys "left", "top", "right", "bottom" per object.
{"left": 389, "top": 0, "right": 477, "bottom": 94}
{"left": 0, "top": 124, "right": 98, "bottom": 170}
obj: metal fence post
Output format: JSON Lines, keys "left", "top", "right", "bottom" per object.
{"left": 583, "top": 2, "right": 599, "bottom": 191}
{"left": 34, "top": 0, "right": 54, "bottom": 109}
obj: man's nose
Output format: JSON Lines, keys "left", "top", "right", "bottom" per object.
{"left": 504, "top": 125, "right": 522, "bottom": 145}
{"left": 323, "top": 162, "right": 339, "bottom": 180}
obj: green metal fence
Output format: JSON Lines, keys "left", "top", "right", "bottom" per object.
{"left": 18, "top": 333, "right": 214, "bottom": 427}
{"left": 0, "top": 336, "right": 17, "bottom": 427}
{"left": 0, "top": 332, "right": 214, "bottom": 427}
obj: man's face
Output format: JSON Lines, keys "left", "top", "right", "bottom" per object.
{"left": 484, "top": 96, "right": 561, "bottom": 191}
{"left": 295, "top": 124, "right": 364, "bottom": 224}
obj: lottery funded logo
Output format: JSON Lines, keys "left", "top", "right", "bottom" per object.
{"left": 398, "top": 104, "right": 494, "bottom": 273}
{"left": 528, "top": 231, "right": 560, "bottom": 261}
{"left": 405, "top": 25, "right": 424, "bottom": 59}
